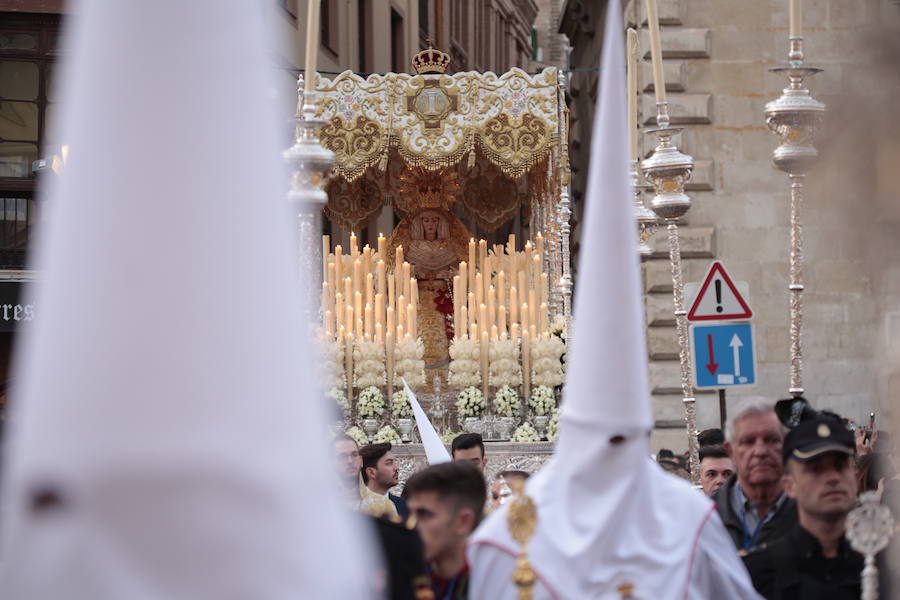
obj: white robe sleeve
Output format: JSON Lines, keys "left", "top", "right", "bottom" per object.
{"left": 467, "top": 541, "right": 557, "bottom": 600}
{"left": 687, "top": 510, "right": 763, "bottom": 600}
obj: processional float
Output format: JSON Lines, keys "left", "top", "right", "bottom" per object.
{"left": 288, "top": 46, "right": 572, "bottom": 446}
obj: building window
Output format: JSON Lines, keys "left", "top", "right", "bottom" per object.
{"left": 419, "top": 0, "right": 429, "bottom": 45}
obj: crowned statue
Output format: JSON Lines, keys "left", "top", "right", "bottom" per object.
{"left": 388, "top": 167, "right": 470, "bottom": 368}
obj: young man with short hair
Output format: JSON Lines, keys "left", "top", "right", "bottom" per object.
{"left": 450, "top": 433, "right": 486, "bottom": 474}
{"left": 359, "top": 442, "right": 408, "bottom": 520}
{"left": 744, "top": 412, "right": 862, "bottom": 598}
{"left": 405, "top": 461, "right": 486, "bottom": 599}
{"left": 699, "top": 444, "right": 735, "bottom": 496}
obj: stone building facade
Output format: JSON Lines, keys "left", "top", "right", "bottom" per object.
{"left": 562, "top": 0, "right": 900, "bottom": 450}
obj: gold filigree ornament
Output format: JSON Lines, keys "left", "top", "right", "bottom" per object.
{"left": 394, "top": 166, "right": 460, "bottom": 216}
{"left": 506, "top": 478, "right": 538, "bottom": 600}
{"left": 457, "top": 155, "right": 524, "bottom": 232}
{"left": 324, "top": 174, "right": 385, "bottom": 233}
{"left": 319, "top": 114, "right": 384, "bottom": 182}
{"left": 479, "top": 113, "right": 554, "bottom": 180}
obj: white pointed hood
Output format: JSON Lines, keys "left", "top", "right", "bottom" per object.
{"left": 402, "top": 378, "right": 451, "bottom": 464}
{"left": 0, "top": 1, "right": 374, "bottom": 598}
{"left": 466, "top": 3, "right": 759, "bottom": 598}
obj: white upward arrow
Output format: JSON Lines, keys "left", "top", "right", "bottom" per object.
{"left": 730, "top": 333, "right": 744, "bottom": 377}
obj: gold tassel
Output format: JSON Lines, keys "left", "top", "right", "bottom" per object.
{"left": 468, "top": 148, "right": 476, "bottom": 169}
{"left": 378, "top": 152, "right": 388, "bottom": 171}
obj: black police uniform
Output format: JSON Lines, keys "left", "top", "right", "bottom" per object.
{"left": 743, "top": 412, "right": 864, "bottom": 600}
{"left": 743, "top": 524, "right": 862, "bottom": 599}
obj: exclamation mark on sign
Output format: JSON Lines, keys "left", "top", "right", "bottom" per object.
{"left": 715, "top": 279, "right": 723, "bottom": 313}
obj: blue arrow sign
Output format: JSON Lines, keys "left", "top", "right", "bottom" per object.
{"left": 690, "top": 323, "right": 756, "bottom": 388}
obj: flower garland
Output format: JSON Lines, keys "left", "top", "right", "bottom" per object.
{"left": 529, "top": 385, "right": 556, "bottom": 416}
{"left": 512, "top": 421, "right": 540, "bottom": 442}
{"left": 547, "top": 408, "right": 560, "bottom": 442}
{"left": 374, "top": 425, "right": 401, "bottom": 444}
{"left": 353, "top": 339, "right": 386, "bottom": 389}
{"left": 456, "top": 386, "right": 485, "bottom": 417}
{"left": 440, "top": 430, "right": 462, "bottom": 444}
{"left": 317, "top": 335, "right": 346, "bottom": 390}
{"left": 327, "top": 387, "right": 350, "bottom": 418}
{"left": 488, "top": 337, "right": 522, "bottom": 388}
{"left": 531, "top": 334, "right": 566, "bottom": 388}
{"left": 391, "top": 389, "right": 413, "bottom": 419}
{"left": 357, "top": 386, "right": 385, "bottom": 418}
{"left": 493, "top": 385, "right": 520, "bottom": 417}
{"left": 549, "top": 313, "right": 568, "bottom": 339}
{"left": 345, "top": 426, "right": 368, "bottom": 447}
{"left": 448, "top": 337, "right": 481, "bottom": 389}
{"left": 393, "top": 337, "right": 426, "bottom": 391}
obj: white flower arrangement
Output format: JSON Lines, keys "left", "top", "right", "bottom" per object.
{"left": 374, "top": 425, "right": 401, "bottom": 444}
{"left": 357, "top": 386, "right": 385, "bottom": 418}
{"left": 531, "top": 335, "right": 566, "bottom": 388}
{"left": 512, "top": 421, "right": 540, "bottom": 442}
{"left": 440, "top": 430, "right": 462, "bottom": 444}
{"left": 549, "top": 313, "right": 568, "bottom": 338}
{"left": 393, "top": 337, "right": 426, "bottom": 391}
{"left": 456, "top": 386, "right": 485, "bottom": 417}
{"left": 345, "top": 426, "right": 368, "bottom": 447}
{"left": 327, "top": 387, "right": 350, "bottom": 417}
{"left": 489, "top": 337, "right": 522, "bottom": 388}
{"left": 353, "top": 340, "right": 386, "bottom": 389}
{"left": 493, "top": 385, "right": 520, "bottom": 417}
{"left": 391, "top": 389, "right": 413, "bottom": 419}
{"left": 529, "top": 385, "right": 556, "bottom": 416}
{"left": 448, "top": 337, "right": 481, "bottom": 389}
{"left": 317, "top": 335, "right": 346, "bottom": 390}
{"left": 547, "top": 408, "right": 560, "bottom": 442}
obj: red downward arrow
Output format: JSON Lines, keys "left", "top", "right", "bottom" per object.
{"left": 706, "top": 334, "right": 719, "bottom": 375}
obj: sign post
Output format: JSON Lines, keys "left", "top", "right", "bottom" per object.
{"left": 687, "top": 262, "right": 756, "bottom": 427}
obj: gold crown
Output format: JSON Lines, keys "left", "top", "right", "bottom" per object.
{"left": 411, "top": 46, "right": 451, "bottom": 74}
{"left": 394, "top": 166, "right": 459, "bottom": 215}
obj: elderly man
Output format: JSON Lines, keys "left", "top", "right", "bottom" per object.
{"left": 714, "top": 400, "right": 798, "bottom": 552}
{"left": 744, "top": 412, "right": 862, "bottom": 598}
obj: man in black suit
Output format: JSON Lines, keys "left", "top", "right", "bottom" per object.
{"left": 360, "top": 442, "right": 409, "bottom": 521}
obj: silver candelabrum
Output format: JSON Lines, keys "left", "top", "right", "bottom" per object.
{"left": 764, "top": 35, "right": 825, "bottom": 397}
{"left": 631, "top": 159, "right": 658, "bottom": 260}
{"left": 641, "top": 102, "right": 700, "bottom": 485}
{"left": 284, "top": 74, "right": 335, "bottom": 314}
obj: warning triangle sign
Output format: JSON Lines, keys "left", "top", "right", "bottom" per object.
{"left": 687, "top": 261, "right": 753, "bottom": 321}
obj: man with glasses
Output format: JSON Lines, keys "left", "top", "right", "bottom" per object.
{"left": 332, "top": 434, "right": 363, "bottom": 507}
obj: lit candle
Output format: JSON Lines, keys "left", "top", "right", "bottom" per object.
{"left": 365, "top": 272, "right": 374, "bottom": 309}
{"left": 535, "top": 233, "right": 544, "bottom": 260}
{"left": 364, "top": 304, "right": 373, "bottom": 339}
{"left": 475, "top": 272, "right": 484, "bottom": 311}
{"left": 344, "top": 277, "right": 352, "bottom": 305}
{"left": 407, "top": 303, "right": 416, "bottom": 339}
{"left": 469, "top": 321, "right": 477, "bottom": 341}
{"left": 626, "top": 28, "right": 639, "bottom": 161}
{"left": 540, "top": 272, "right": 549, "bottom": 308}
{"left": 397, "top": 323, "right": 405, "bottom": 340}
{"left": 375, "top": 293, "right": 384, "bottom": 336}
{"left": 460, "top": 306, "right": 469, "bottom": 338}
{"left": 453, "top": 275, "right": 461, "bottom": 331}
{"left": 303, "top": 0, "right": 320, "bottom": 98}
{"left": 479, "top": 303, "right": 488, "bottom": 339}
{"left": 322, "top": 234, "right": 330, "bottom": 277}
{"left": 402, "top": 262, "right": 411, "bottom": 298}
{"left": 386, "top": 305, "right": 395, "bottom": 333}
{"left": 540, "top": 302, "right": 549, "bottom": 333}
{"left": 353, "top": 259, "right": 363, "bottom": 299}
{"left": 521, "top": 302, "right": 530, "bottom": 332}
{"left": 397, "top": 294, "right": 406, "bottom": 330}
{"left": 491, "top": 325, "right": 498, "bottom": 340}
{"left": 522, "top": 329, "right": 531, "bottom": 399}
{"left": 468, "top": 292, "right": 476, "bottom": 330}
{"left": 645, "top": 0, "right": 667, "bottom": 105}
{"left": 335, "top": 292, "right": 344, "bottom": 329}
{"left": 388, "top": 275, "right": 396, "bottom": 313}
{"left": 349, "top": 232, "right": 358, "bottom": 257}
{"left": 356, "top": 317, "right": 364, "bottom": 341}
{"left": 487, "top": 286, "right": 496, "bottom": 333}
{"left": 377, "top": 233, "right": 386, "bottom": 259}
{"left": 468, "top": 239, "right": 476, "bottom": 293}
{"left": 790, "top": 0, "right": 801, "bottom": 38}
{"left": 327, "top": 261, "right": 336, "bottom": 303}
{"left": 532, "top": 254, "right": 541, "bottom": 288}
{"left": 395, "top": 245, "right": 404, "bottom": 269}
{"left": 376, "top": 260, "right": 386, "bottom": 296}
{"left": 345, "top": 305, "right": 354, "bottom": 339}
{"left": 375, "top": 322, "right": 383, "bottom": 344}
{"left": 321, "top": 281, "right": 331, "bottom": 316}
{"left": 334, "top": 245, "right": 343, "bottom": 286}
{"left": 497, "top": 271, "right": 506, "bottom": 309}
{"left": 337, "top": 324, "right": 345, "bottom": 345}
{"left": 510, "top": 287, "right": 519, "bottom": 325}
{"left": 354, "top": 291, "right": 363, "bottom": 332}
{"left": 498, "top": 305, "right": 507, "bottom": 336}
{"left": 459, "top": 261, "right": 468, "bottom": 301}
{"left": 385, "top": 331, "right": 394, "bottom": 395}
{"left": 478, "top": 239, "right": 487, "bottom": 272}
{"left": 529, "top": 289, "right": 537, "bottom": 328}
{"left": 481, "top": 330, "right": 490, "bottom": 397}
{"left": 511, "top": 322, "right": 521, "bottom": 341}
{"left": 363, "top": 245, "right": 372, "bottom": 278}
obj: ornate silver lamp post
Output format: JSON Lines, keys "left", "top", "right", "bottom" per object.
{"left": 642, "top": 103, "right": 699, "bottom": 484}
{"left": 847, "top": 491, "right": 895, "bottom": 600}
{"left": 764, "top": 33, "right": 825, "bottom": 397}
{"left": 284, "top": 74, "right": 335, "bottom": 311}
{"left": 631, "top": 160, "right": 657, "bottom": 259}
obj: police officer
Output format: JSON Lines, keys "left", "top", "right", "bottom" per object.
{"left": 743, "top": 411, "right": 863, "bottom": 599}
